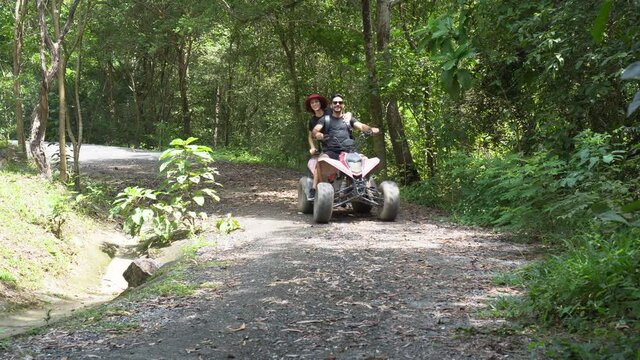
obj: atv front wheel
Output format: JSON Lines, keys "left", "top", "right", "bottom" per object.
{"left": 378, "top": 181, "right": 399, "bottom": 221}
{"left": 297, "top": 176, "right": 313, "bottom": 214}
{"left": 313, "top": 182, "right": 334, "bottom": 223}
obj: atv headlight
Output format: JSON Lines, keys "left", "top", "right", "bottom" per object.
{"left": 348, "top": 159, "right": 362, "bottom": 173}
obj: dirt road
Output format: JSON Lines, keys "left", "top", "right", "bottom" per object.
{"left": 1, "top": 145, "right": 535, "bottom": 359}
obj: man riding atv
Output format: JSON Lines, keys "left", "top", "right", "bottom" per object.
{"left": 298, "top": 93, "right": 399, "bottom": 223}
{"left": 311, "top": 94, "right": 379, "bottom": 192}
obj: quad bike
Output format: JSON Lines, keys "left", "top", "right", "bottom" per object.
{"left": 297, "top": 134, "right": 399, "bottom": 223}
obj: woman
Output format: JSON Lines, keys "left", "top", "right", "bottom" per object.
{"left": 304, "top": 93, "right": 329, "bottom": 156}
{"left": 303, "top": 93, "right": 329, "bottom": 199}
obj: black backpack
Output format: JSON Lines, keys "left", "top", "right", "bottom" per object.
{"left": 321, "top": 115, "right": 354, "bottom": 140}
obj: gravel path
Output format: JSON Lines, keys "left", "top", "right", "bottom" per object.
{"left": 0, "top": 145, "right": 537, "bottom": 359}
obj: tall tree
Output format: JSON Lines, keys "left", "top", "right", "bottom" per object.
{"left": 177, "top": 35, "right": 193, "bottom": 136}
{"left": 361, "top": 0, "right": 387, "bottom": 176}
{"left": 52, "top": 0, "right": 68, "bottom": 181}
{"left": 376, "top": 0, "right": 419, "bottom": 184}
{"left": 273, "top": 7, "right": 305, "bottom": 149}
{"left": 13, "top": 0, "right": 28, "bottom": 156}
{"left": 28, "top": 0, "right": 81, "bottom": 177}
{"left": 66, "top": 0, "right": 92, "bottom": 189}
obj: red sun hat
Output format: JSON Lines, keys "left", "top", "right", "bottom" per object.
{"left": 304, "top": 93, "right": 328, "bottom": 113}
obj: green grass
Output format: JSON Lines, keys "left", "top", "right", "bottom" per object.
{"left": 0, "top": 338, "right": 10, "bottom": 350}
{"left": 478, "top": 295, "right": 528, "bottom": 319}
{"left": 126, "top": 262, "right": 198, "bottom": 300}
{"left": 211, "top": 148, "right": 262, "bottom": 164}
{"left": 0, "top": 269, "right": 17, "bottom": 285}
{"left": 0, "top": 152, "right": 112, "bottom": 304}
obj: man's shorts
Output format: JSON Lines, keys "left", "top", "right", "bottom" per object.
{"left": 320, "top": 151, "right": 340, "bottom": 160}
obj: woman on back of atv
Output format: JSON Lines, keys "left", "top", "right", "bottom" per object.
{"left": 310, "top": 93, "right": 379, "bottom": 192}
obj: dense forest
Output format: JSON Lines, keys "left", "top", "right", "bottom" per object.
{"left": 1, "top": 0, "right": 639, "bottom": 357}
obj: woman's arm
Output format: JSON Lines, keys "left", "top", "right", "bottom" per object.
{"left": 308, "top": 131, "right": 317, "bottom": 155}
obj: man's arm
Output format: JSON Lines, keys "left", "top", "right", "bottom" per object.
{"left": 353, "top": 121, "right": 379, "bottom": 134}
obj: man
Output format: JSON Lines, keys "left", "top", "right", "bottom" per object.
{"left": 310, "top": 94, "right": 379, "bottom": 195}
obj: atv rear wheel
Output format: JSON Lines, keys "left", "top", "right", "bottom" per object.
{"left": 313, "top": 182, "right": 334, "bottom": 223}
{"left": 297, "top": 176, "right": 313, "bottom": 214}
{"left": 378, "top": 181, "right": 399, "bottom": 221}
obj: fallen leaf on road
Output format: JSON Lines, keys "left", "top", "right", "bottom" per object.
{"left": 227, "top": 322, "right": 246, "bottom": 332}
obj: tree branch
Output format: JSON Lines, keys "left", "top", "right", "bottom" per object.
{"left": 60, "top": 0, "right": 82, "bottom": 41}
{"left": 37, "top": 0, "right": 54, "bottom": 51}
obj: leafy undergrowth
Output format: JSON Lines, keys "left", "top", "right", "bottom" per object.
{"left": 0, "top": 145, "right": 112, "bottom": 313}
{"left": 405, "top": 130, "right": 640, "bottom": 358}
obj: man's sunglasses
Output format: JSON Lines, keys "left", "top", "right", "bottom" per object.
{"left": 333, "top": 101, "right": 344, "bottom": 105}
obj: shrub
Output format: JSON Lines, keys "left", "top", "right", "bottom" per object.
{"left": 111, "top": 138, "right": 223, "bottom": 244}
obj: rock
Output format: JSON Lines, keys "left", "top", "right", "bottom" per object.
{"left": 123, "top": 258, "right": 160, "bottom": 287}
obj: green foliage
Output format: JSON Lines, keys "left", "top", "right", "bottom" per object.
{"left": 216, "top": 213, "right": 241, "bottom": 235}
{"left": 539, "top": 332, "right": 640, "bottom": 360}
{"left": 0, "top": 269, "right": 17, "bottom": 285}
{"left": 71, "top": 180, "right": 113, "bottom": 219}
{"left": 415, "top": 14, "right": 476, "bottom": 97}
{"left": 526, "top": 229, "right": 640, "bottom": 325}
{"left": 48, "top": 194, "right": 71, "bottom": 239}
{"left": 479, "top": 295, "right": 528, "bottom": 319}
{"left": 407, "top": 129, "right": 635, "bottom": 237}
{"left": 621, "top": 61, "right": 640, "bottom": 117}
{"left": 111, "top": 138, "right": 223, "bottom": 244}
{"left": 410, "top": 127, "right": 639, "bottom": 357}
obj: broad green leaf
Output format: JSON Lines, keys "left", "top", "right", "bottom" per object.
{"left": 621, "top": 61, "right": 640, "bottom": 80}
{"left": 442, "top": 58, "right": 457, "bottom": 71}
{"left": 622, "top": 200, "right": 640, "bottom": 213}
{"left": 142, "top": 209, "right": 155, "bottom": 220}
{"left": 442, "top": 68, "right": 455, "bottom": 92}
{"left": 159, "top": 159, "right": 174, "bottom": 173}
{"left": 627, "top": 92, "right": 640, "bottom": 117}
{"left": 189, "top": 176, "right": 201, "bottom": 184}
{"left": 160, "top": 149, "right": 182, "bottom": 160}
{"left": 602, "top": 154, "right": 614, "bottom": 163}
{"left": 598, "top": 210, "right": 629, "bottom": 225}
{"left": 132, "top": 209, "right": 144, "bottom": 225}
{"left": 170, "top": 138, "right": 187, "bottom": 146}
{"left": 184, "top": 137, "right": 199, "bottom": 145}
{"left": 194, "top": 151, "right": 213, "bottom": 161}
{"left": 457, "top": 69, "right": 473, "bottom": 90}
{"left": 591, "top": 0, "right": 613, "bottom": 43}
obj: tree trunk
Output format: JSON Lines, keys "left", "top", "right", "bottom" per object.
{"left": 28, "top": 0, "right": 82, "bottom": 178}
{"left": 13, "top": 0, "right": 28, "bottom": 156}
{"left": 376, "top": 0, "right": 420, "bottom": 184}
{"left": 213, "top": 85, "right": 220, "bottom": 148}
{"left": 361, "top": 0, "right": 387, "bottom": 177}
{"left": 128, "top": 69, "right": 142, "bottom": 146}
{"left": 52, "top": 0, "right": 68, "bottom": 182}
{"left": 67, "top": 49, "right": 83, "bottom": 189}
{"left": 275, "top": 12, "right": 305, "bottom": 150}
{"left": 177, "top": 36, "right": 193, "bottom": 136}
